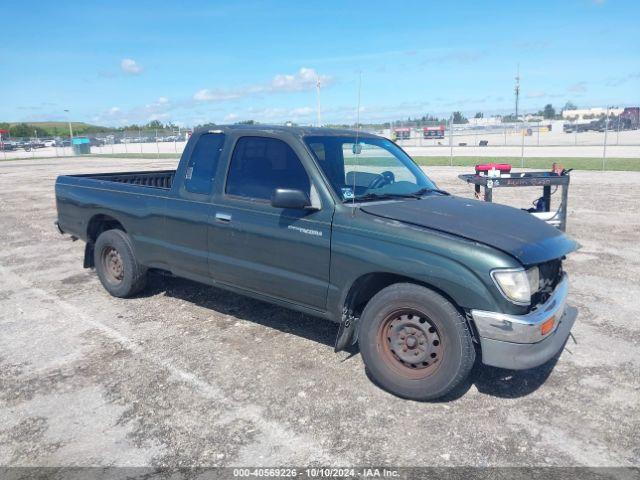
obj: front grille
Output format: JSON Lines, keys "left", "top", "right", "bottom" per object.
{"left": 531, "top": 259, "right": 563, "bottom": 307}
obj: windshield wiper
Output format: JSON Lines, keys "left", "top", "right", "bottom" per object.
{"left": 345, "top": 188, "right": 450, "bottom": 203}
{"left": 347, "top": 192, "right": 423, "bottom": 203}
{"left": 411, "top": 187, "right": 450, "bottom": 196}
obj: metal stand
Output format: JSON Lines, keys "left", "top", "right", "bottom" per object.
{"left": 459, "top": 171, "right": 571, "bottom": 231}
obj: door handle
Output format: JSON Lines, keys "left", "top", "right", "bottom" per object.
{"left": 215, "top": 212, "right": 232, "bottom": 223}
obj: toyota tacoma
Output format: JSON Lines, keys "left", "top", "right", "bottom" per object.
{"left": 55, "top": 125, "right": 578, "bottom": 400}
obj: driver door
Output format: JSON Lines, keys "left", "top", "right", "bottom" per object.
{"left": 208, "top": 135, "right": 332, "bottom": 310}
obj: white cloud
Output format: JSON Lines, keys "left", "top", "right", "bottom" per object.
{"left": 289, "top": 106, "right": 314, "bottom": 116}
{"left": 148, "top": 113, "right": 170, "bottom": 122}
{"left": 216, "top": 105, "right": 316, "bottom": 124}
{"left": 193, "top": 67, "right": 331, "bottom": 102}
{"left": 193, "top": 89, "right": 242, "bottom": 102}
{"left": 145, "top": 97, "right": 171, "bottom": 109}
{"left": 121, "top": 58, "right": 143, "bottom": 75}
{"left": 270, "top": 68, "right": 327, "bottom": 92}
{"left": 568, "top": 82, "right": 587, "bottom": 93}
{"left": 605, "top": 72, "right": 640, "bottom": 87}
{"left": 93, "top": 96, "right": 172, "bottom": 125}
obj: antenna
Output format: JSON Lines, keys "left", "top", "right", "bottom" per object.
{"left": 352, "top": 71, "right": 362, "bottom": 212}
{"left": 514, "top": 63, "right": 520, "bottom": 120}
{"left": 316, "top": 76, "right": 322, "bottom": 127}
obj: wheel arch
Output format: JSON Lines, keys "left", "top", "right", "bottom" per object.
{"left": 335, "top": 271, "right": 471, "bottom": 352}
{"left": 343, "top": 272, "right": 464, "bottom": 323}
{"left": 84, "top": 214, "right": 127, "bottom": 268}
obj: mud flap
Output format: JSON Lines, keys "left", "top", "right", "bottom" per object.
{"left": 83, "top": 243, "right": 95, "bottom": 268}
{"left": 334, "top": 310, "right": 359, "bottom": 352}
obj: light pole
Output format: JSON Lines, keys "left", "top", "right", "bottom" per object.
{"left": 602, "top": 106, "right": 610, "bottom": 170}
{"left": 449, "top": 113, "right": 454, "bottom": 166}
{"left": 316, "top": 77, "right": 322, "bottom": 127}
{"left": 64, "top": 109, "right": 74, "bottom": 154}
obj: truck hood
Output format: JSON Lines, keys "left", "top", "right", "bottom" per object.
{"left": 360, "top": 196, "right": 579, "bottom": 265}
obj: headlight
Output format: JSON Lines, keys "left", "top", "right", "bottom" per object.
{"left": 491, "top": 267, "right": 540, "bottom": 305}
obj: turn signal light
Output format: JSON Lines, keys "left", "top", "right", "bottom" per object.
{"left": 540, "top": 316, "right": 556, "bottom": 336}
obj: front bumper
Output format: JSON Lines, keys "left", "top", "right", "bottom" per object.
{"left": 472, "top": 274, "right": 577, "bottom": 370}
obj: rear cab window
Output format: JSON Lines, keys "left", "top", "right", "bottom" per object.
{"left": 184, "top": 133, "right": 225, "bottom": 195}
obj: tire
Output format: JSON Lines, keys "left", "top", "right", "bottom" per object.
{"left": 94, "top": 229, "right": 147, "bottom": 298}
{"left": 358, "top": 283, "right": 475, "bottom": 401}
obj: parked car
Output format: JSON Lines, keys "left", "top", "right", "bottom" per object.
{"left": 16, "top": 140, "right": 41, "bottom": 151}
{"left": 563, "top": 122, "right": 590, "bottom": 133}
{"left": 55, "top": 125, "right": 579, "bottom": 400}
{"left": 0, "top": 141, "right": 17, "bottom": 151}
{"left": 591, "top": 117, "right": 631, "bottom": 132}
{"left": 88, "top": 137, "right": 106, "bottom": 147}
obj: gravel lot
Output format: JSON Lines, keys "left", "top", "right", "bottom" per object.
{"left": 0, "top": 156, "right": 638, "bottom": 468}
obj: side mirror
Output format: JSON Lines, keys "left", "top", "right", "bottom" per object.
{"left": 271, "top": 188, "right": 311, "bottom": 210}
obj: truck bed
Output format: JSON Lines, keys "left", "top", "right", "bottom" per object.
{"left": 70, "top": 170, "right": 176, "bottom": 189}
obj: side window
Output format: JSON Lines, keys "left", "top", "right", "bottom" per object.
{"left": 226, "top": 136, "right": 310, "bottom": 201}
{"left": 184, "top": 133, "right": 225, "bottom": 195}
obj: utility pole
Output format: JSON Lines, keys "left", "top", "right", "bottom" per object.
{"left": 514, "top": 64, "right": 520, "bottom": 121}
{"left": 316, "top": 76, "right": 322, "bottom": 127}
{"left": 521, "top": 121, "right": 526, "bottom": 167}
{"left": 602, "top": 106, "right": 610, "bottom": 170}
{"left": 449, "top": 114, "right": 453, "bottom": 166}
{"left": 64, "top": 109, "right": 74, "bottom": 154}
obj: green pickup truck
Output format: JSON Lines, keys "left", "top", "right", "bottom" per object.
{"left": 55, "top": 125, "right": 578, "bottom": 400}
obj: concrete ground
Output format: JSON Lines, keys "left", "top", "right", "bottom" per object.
{"left": 0, "top": 156, "right": 638, "bottom": 468}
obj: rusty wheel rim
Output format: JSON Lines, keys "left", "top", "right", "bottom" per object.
{"left": 101, "top": 246, "right": 124, "bottom": 284}
{"left": 377, "top": 309, "right": 444, "bottom": 379}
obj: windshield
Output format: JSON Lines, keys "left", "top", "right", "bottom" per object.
{"left": 304, "top": 135, "right": 438, "bottom": 201}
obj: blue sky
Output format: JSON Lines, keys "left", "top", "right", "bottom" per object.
{"left": 1, "top": 0, "right": 638, "bottom": 126}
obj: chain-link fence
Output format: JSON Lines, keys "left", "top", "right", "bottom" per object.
{"left": 386, "top": 120, "right": 639, "bottom": 147}
{"left": 0, "top": 128, "right": 188, "bottom": 161}
{"left": 371, "top": 117, "right": 640, "bottom": 170}
{"left": 1, "top": 117, "right": 639, "bottom": 170}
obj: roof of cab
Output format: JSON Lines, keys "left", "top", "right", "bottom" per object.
{"left": 193, "top": 124, "right": 379, "bottom": 138}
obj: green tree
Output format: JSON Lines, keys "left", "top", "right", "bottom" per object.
{"left": 145, "top": 120, "right": 164, "bottom": 130}
{"left": 9, "top": 123, "right": 33, "bottom": 138}
{"left": 452, "top": 111, "right": 468, "bottom": 124}
{"left": 543, "top": 104, "right": 556, "bottom": 119}
{"left": 474, "top": 112, "right": 483, "bottom": 119}
{"left": 563, "top": 101, "right": 577, "bottom": 111}
{"left": 502, "top": 114, "right": 520, "bottom": 122}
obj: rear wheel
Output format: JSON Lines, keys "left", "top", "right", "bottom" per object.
{"left": 358, "top": 283, "right": 475, "bottom": 400}
{"left": 94, "top": 229, "right": 147, "bottom": 298}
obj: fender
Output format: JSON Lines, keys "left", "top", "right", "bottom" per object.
{"left": 330, "top": 245, "right": 512, "bottom": 352}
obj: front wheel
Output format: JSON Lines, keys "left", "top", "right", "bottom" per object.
{"left": 94, "top": 229, "right": 147, "bottom": 298}
{"left": 358, "top": 283, "right": 475, "bottom": 401}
